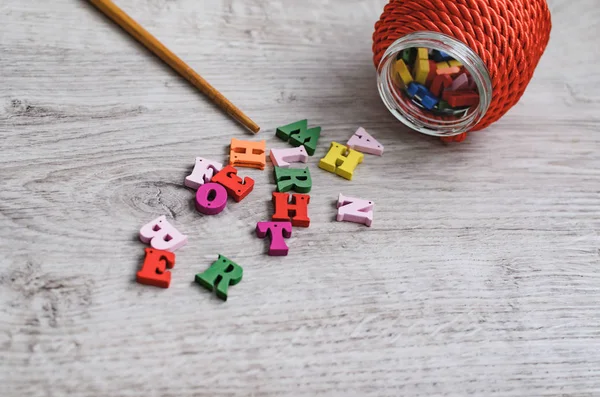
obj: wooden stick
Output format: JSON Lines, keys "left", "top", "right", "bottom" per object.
{"left": 88, "top": 0, "right": 260, "bottom": 134}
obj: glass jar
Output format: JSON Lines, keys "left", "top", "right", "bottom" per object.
{"left": 376, "top": 32, "right": 492, "bottom": 138}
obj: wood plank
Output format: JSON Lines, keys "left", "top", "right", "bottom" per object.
{"left": 2, "top": 0, "right": 600, "bottom": 396}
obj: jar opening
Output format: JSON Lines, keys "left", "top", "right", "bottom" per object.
{"left": 377, "top": 32, "right": 492, "bottom": 137}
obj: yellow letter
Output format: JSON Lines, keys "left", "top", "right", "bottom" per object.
{"left": 318, "top": 142, "right": 364, "bottom": 180}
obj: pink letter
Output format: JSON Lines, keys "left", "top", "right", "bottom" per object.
{"left": 185, "top": 157, "right": 223, "bottom": 190}
{"left": 195, "top": 182, "right": 228, "bottom": 215}
{"left": 346, "top": 127, "right": 384, "bottom": 156}
{"left": 336, "top": 194, "right": 374, "bottom": 227}
{"left": 256, "top": 221, "right": 292, "bottom": 256}
{"left": 269, "top": 147, "right": 309, "bottom": 168}
{"left": 450, "top": 73, "right": 469, "bottom": 91}
{"left": 139, "top": 215, "right": 188, "bottom": 251}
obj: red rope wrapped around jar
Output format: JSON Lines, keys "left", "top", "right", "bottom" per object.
{"left": 372, "top": 0, "right": 552, "bottom": 142}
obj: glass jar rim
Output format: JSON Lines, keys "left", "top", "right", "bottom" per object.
{"left": 377, "top": 32, "right": 492, "bottom": 137}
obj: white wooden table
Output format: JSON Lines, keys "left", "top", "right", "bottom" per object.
{"left": 2, "top": 1, "right": 600, "bottom": 396}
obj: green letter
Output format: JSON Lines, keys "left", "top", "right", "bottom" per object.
{"left": 275, "top": 120, "right": 321, "bottom": 156}
{"left": 274, "top": 166, "right": 312, "bottom": 193}
{"left": 195, "top": 255, "right": 243, "bottom": 301}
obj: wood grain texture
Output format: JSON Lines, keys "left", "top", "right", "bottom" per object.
{"left": 88, "top": 0, "right": 261, "bottom": 133}
{"left": 1, "top": 0, "right": 600, "bottom": 396}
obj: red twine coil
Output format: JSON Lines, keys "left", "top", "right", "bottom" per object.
{"left": 372, "top": 0, "right": 552, "bottom": 142}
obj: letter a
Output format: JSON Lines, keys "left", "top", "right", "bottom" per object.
{"left": 346, "top": 127, "right": 384, "bottom": 156}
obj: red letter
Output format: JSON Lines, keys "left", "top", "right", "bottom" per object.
{"left": 211, "top": 165, "right": 254, "bottom": 202}
{"left": 272, "top": 192, "right": 310, "bottom": 227}
{"left": 136, "top": 248, "right": 175, "bottom": 288}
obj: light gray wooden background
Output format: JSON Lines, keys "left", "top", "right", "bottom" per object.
{"left": 1, "top": 0, "right": 599, "bottom": 396}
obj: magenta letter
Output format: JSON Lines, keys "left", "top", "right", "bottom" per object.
{"left": 195, "top": 182, "right": 228, "bottom": 215}
{"left": 256, "top": 222, "right": 292, "bottom": 256}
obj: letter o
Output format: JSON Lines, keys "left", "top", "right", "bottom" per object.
{"left": 195, "top": 182, "right": 228, "bottom": 215}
